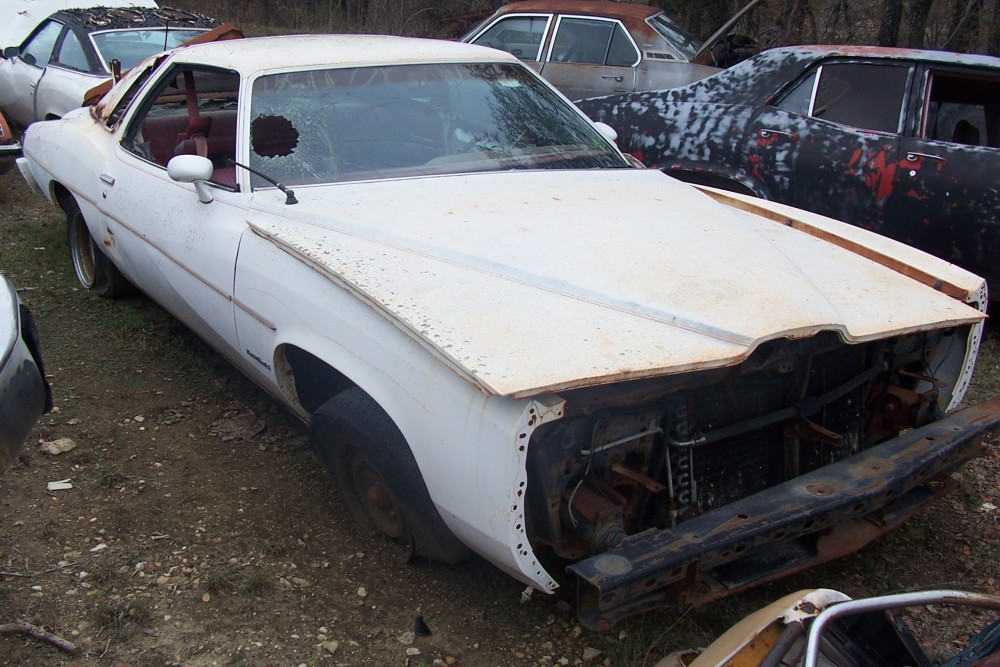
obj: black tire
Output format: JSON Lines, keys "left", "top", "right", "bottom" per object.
{"left": 65, "top": 200, "right": 135, "bottom": 298}
{"left": 309, "top": 387, "right": 471, "bottom": 563}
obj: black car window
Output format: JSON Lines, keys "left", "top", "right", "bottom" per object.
{"left": 20, "top": 20, "right": 64, "bottom": 68}
{"left": 54, "top": 30, "right": 90, "bottom": 72}
{"left": 471, "top": 15, "right": 548, "bottom": 62}
{"left": 552, "top": 18, "right": 614, "bottom": 65}
{"left": 810, "top": 63, "right": 909, "bottom": 134}
{"left": 922, "top": 70, "right": 1000, "bottom": 148}
{"left": 607, "top": 23, "right": 639, "bottom": 67}
{"left": 776, "top": 70, "right": 818, "bottom": 116}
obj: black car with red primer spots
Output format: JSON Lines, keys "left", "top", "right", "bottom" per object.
{"left": 578, "top": 45, "right": 1000, "bottom": 300}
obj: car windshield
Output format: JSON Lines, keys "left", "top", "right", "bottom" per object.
{"left": 91, "top": 28, "right": 208, "bottom": 71}
{"left": 647, "top": 13, "right": 702, "bottom": 60}
{"left": 247, "top": 62, "right": 628, "bottom": 188}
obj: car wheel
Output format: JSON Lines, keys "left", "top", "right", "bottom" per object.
{"left": 309, "top": 387, "right": 471, "bottom": 563}
{"left": 65, "top": 202, "right": 135, "bottom": 298}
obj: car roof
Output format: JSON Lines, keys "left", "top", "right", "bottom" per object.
{"left": 167, "top": 34, "right": 522, "bottom": 74}
{"left": 51, "top": 6, "right": 219, "bottom": 33}
{"left": 770, "top": 44, "right": 1000, "bottom": 69}
{"left": 639, "top": 44, "right": 1000, "bottom": 109}
{"left": 492, "top": 1, "right": 661, "bottom": 21}
{"left": 1, "top": 0, "right": 156, "bottom": 48}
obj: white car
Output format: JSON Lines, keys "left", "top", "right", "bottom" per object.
{"left": 0, "top": 1, "right": 219, "bottom": 127}
{"left": 17, "top": 34, "right": 1000, "bottom": 629}
{"left": 1, "top": 274, "right": 51, "bottom": 472}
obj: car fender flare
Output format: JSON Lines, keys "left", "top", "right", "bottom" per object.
{"left": 661, "top": 165, "right": 769, "bottom": 199}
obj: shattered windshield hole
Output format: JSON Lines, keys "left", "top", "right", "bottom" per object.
{"left": 251, "top": 115, "right": 299, "bottom": 157}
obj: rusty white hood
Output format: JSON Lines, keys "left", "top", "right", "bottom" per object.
{"left": 246, "top": 169, "right": 982, "bottom": 398}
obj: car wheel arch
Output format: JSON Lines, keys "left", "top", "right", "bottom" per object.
{"left": 663, "top": 167, "right": 767, "bottom": 198}
{"left": 275, "top": 338, "right": 473, "bottom": 563}
{"left": 308, "top": 385, "right": 472, "bottom": 563}
{"left": 53, "top": 182, "right": 76, "bottom": 214}
{"left": 61, "top": 193, "right": 135, "bottom": 298}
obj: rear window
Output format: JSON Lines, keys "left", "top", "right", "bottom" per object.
{"left": 92, "top": 28, "right": 208, "bottom": 70}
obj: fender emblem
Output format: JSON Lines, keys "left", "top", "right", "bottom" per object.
{"left": 246, "top": 349, "right": 272, "bottom": 371}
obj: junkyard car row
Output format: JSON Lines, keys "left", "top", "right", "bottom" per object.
{"left": 14, "top": 32, "right": 1000, "bottom": 630}
{"left": 578, "top": 45, "right": 1000, "bottom": 299}
{"left": 462, "top": 0, "right": 761, "bottom": 100}
{"left": 0, "top": 0, "right": 219, "bottom": 127}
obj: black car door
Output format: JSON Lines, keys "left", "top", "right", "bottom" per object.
{"left": 741, "top": 60, "right": 913, "bottom": 234}
{"left": 887, "top": 64, "right": 1000, "bottom": 293}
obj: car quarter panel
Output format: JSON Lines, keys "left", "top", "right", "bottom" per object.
{"left": 637, "top": 61, "right": 722, "bottom": 93}
{"left": 34, "top": 64, "right": 104, "bottom": 120}
{"left": 740, "top": 106, "right": 903, "bottom": 232}
{"left": 588, "top": 100, "right": 759, "bottom": 188}
{"left": 21, "top": 109, "right": 114, "bottom": 232}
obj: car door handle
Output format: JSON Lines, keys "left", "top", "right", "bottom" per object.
{"left": 100, "top": 173, "right": 115, "bottom": 186}
{"left": 758, "top": 128, "right": 793, "bottom": 139}
{"left": 906, "top": 151, "right": 945, "bottom": 162}
{"left": 601, "top": 75, "right": 624, "bottom": 82}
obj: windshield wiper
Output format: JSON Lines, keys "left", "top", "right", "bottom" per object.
{"left": 226, "top": 158, "right": 298, "bottom": 205}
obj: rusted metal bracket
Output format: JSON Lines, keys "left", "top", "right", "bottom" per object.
{"left": 784, "top": 418, "right": 843, "bottom": 447}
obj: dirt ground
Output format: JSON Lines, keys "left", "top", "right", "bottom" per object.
{"left": 1, "top": 164, "right": 999, "bottom": 666}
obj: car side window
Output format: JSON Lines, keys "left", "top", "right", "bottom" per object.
{"left": 552, "top": 18, "right": 632, "bottom": 66}
{"left": 53, "top": 30, "right": 89, "bottom": 72}
{"left": 607, "top": 24, "right": 640, "bottom": 67}
{"left": 20, "top": 20, "right": 64, "bottom": 68}
{"left": 922, "top": 70, "right": 1000, "bottom": 148}
{"left": 471, "top": 16, "right": 548, "bottom": 61}
{"left": 808, "top": 63, "right": 910, "bottom": 134}
{"left": 124, "top": 66, "right": 240, "bottom": 187}
{"left": 776, "top": 71, "right": 818, "bottom": 116}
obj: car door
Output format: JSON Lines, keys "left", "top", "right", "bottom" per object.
{"left": 0, "top": 20, "right": 64, "bottom": 125}
{"left": 33, "top": 24, "right": 104, "bottom": 120}
{"left": 539, "top": 16, "right": 638, "bottom": 100}
{"left": 466, "top": 13, "right": 552, "bottom": 75}
{"left": 741, "top": 60, "right": 912, "bottom": 234}
{"left": 97, "top": 63, "right": 246, "bottom": 356}
{"left": 886, "top": 64, "right": 1000, "bottom": 290}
